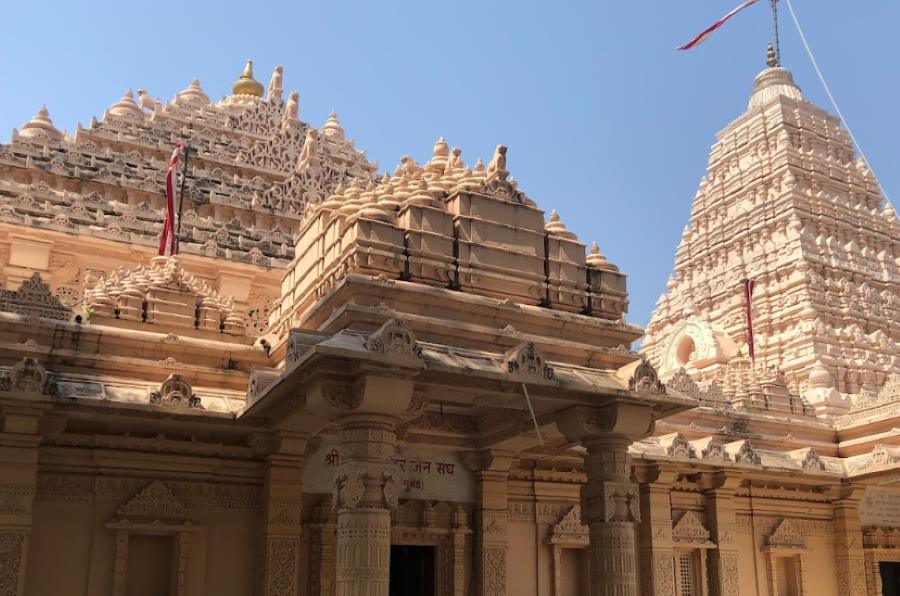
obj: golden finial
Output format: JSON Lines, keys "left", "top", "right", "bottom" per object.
{"left": 766, "top": 44, "right": 778, "bottom": 68}
{"left": 232, "top": 59, "right": 264, "bottom": 97}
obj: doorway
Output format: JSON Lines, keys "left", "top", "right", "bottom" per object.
{"left": 390, "top": 545, "right": 435, "bottom": 596}
{"left": 882, "top": 562, "right": 900, "bottom": 596}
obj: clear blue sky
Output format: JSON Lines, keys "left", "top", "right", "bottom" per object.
{"left": 2, "top": 1, "right": 897, "bottom": 328}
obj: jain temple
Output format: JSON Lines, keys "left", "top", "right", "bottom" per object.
{"left": 0, "top": 51, "right": 897, "bottom": 596}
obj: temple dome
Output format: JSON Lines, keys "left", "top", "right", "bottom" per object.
{"left": 18, "top": 105, "right": 63, "bottom": 141}
{"left": 108, "top": 90, "right": 144, "bottom": 119}
{"left": 322, "top": 110, "right": 345, "bottom": 140}
{"left": 232, "top": 60, "right": 264, "bottom": 97}
{"left": 176, "top": 79, "right": 210, "bottom": 105}
{"left": 748, "top": 47, "right": 803, "bottom": 110}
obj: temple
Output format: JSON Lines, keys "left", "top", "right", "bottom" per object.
{"left": 0, "top": 50, "right": 896, "bottom": 596}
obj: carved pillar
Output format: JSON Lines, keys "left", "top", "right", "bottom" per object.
{"left": 307, "top": 501, "right": 337, "bottom": 596}
{"left": 558, "top": 403, "right": 655, "bottom": 596}
{"left": 0, "top": 407, "right": 43, "bottom": 596}
{"left": 635, "top": 463, "right": 678, "bottom": 596}
{"left": 829, "top": 484, "right": 867, "bottom": 596}
{"left": 332, "top": 414, "right": 399, "bottom": 596}
{"left": 260, "top": 432, "right": 307, "bottom": 596}
{"left": 451, "top": 505, "right": 469, "bottom": 596}
{"left": 703, "top": 472, "right": 741, "bottom": 596}
{"left": 463, "top": 450, "right": 513, "bottom": 596}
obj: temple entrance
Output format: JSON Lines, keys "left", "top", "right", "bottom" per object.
{"left": 390, "top": 545, "right": 435, "bottom": 596}
{"left": 882, "top": 562, "right": 900, "bottom": 596}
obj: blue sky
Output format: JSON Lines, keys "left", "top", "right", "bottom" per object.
{"left": 2, "top": 1, "right": 897, "bottom": 328}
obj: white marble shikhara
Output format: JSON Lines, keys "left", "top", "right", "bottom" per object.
{"left": 643, "top": 53, "right": 899, "bottom": 418}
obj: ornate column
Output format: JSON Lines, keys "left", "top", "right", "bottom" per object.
{"left": 0, "top": 405, "right": 45, "bottom": 596}
{"left": 463, "top": 450, "right": 514, "bottom": 596}
{"left": 331, "top": 413, "right": 399, "bottom": 596}
{"left": 635, "top": 462, "right": 678, "bottom": 596}
{"left": 829, "top": 484, "right": 867, "bottom": 596}
{"left": 304, "top": 319, "right": 423, "bottom": 596}
{"left": 258, "top": 431, "right": 307, "bottom": 596}
{"left": 703, "top": 471, "right": 741, "bottom": 596}
{"left": 558, "top": 402, "right": 655, "bottom": 596}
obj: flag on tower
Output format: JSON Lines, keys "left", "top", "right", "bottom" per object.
{"left": 677, "top": 0, "right": 762, "bottom": 50}
{"left": 158, "top": 144, "right": 183, "bottom": 256}
{"left": 742, "top": 278, "right": 756, "bottom": 361}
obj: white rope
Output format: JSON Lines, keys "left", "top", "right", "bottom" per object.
{"left": 520, "top": 383, "right": 545, "bottom": 446}
{"left": 784, "top": 0, "right": 895, "bottom": 210}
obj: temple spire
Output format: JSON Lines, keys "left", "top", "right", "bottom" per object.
{"left": 766, "top": 43, "right": 778, "bottom": 68}
{"left": 769, "top": 0, "right": 782, "bottom": 66}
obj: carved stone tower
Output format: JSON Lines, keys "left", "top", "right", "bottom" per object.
{"left": 643, "top": 54, "right": 899, "bottom": 417}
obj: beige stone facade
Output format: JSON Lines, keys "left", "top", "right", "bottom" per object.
{"left": 0, "top": 55, "right": 897, "bottom": 596}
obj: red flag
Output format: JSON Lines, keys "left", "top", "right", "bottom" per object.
{"left": 158, "top": 144, "right": 183, "bottom": 256}
{"left": 742, "top": 278, "right": 756, "bottom": 361}
{"left": 677, "top": 0, "right": 761, "bottom": 50}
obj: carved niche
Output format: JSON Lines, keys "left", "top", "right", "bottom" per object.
{"left": 763, "top": 519, "right": 808, "bottom": 596}
{"left": 504, "top": 342, "right": 554, "bottom": 380}
{"left": 548, "top": 505, "right": 589, "bottom": 596}
{"left": 106, "top": 481, "right": 201, "bottom": 596}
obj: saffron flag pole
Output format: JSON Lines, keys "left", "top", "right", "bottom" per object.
{"left": 742, "top": 278, "right": 756, "bottom": 361}
{"left": 677, "top": 0, "right": 762, "bottom": 50}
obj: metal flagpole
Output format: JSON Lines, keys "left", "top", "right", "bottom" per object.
{"left": 174, "top": 146, "right": 192, "bottom": 255}
{"left": 770, "top": 0, "right": 781, "bottom": 65}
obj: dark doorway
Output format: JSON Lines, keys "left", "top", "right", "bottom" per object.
{"left": 390, "top": 545, "right": 435, "bottom": 596}
{"left": 882, "top": 562, "right": 900, "bottom": 596}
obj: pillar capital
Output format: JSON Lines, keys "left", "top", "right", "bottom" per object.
{"left": 307, "top": 370, "right": 417, "bottom": 421}
{"left": 461, "top": 449, "right": 516, "bottom": 475}
{"left": 556, "top": 402, "right": 654, "bottom": 445}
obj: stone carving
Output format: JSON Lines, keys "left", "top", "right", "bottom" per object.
{"left": 672, "top": 510, "right": 712, "bottom": 544}
{"left": 117, "top": 481, "right": 188, "bottom": 519}
{"left": 731, "top": 440, "right": 762, "bottom": 465}
{"left": 0, "top": 357, "right": 56, "bottom": 396}
{"left": 504, "top": 342, "right": 554, "bottom": 380}
{"left": 0, "top": 531, "right": 26, "bottom": 596}
{"left": 599, "top": 481, "right": 641, "bottom": 523}
{"left": 801, "top": 448, "right": 825, "bottom": 471}
{"left": 849, "top": 373, "right": 900, "bottom": 412}
{"left": 149, "top": 374, "right": 201, "bottom": 408}
{"left": 629, "top": 358, "right": 666, "bottom": 395}
{"left": 266, "top": 538, "right": 298, "bottom": 596}
{"left": 321, "top": 382, "right": 362, "bottom": 411}
{"left": 549, "top": 505, "right": 588, "bottom": 546}
{"left": 0, "top": 272, "right": 71, "bottom": 320}
{"left": 332, "top": 466, "right": 365, "bottom": 511}
{"left": 666, "top": 368, "right": 701, "bottom": 399}
{"left": 869, "top": 444, "right": 900, "bottom": 468}
{"left": 85, "top": 257, "right": 245, "bottom": 335}
{"left": 664, "top": 432, "right": 696, "bottom": 459}
{"left": 484, "top": 547, "right": 506, "bottom": 596}
{"left": 697, "top": 437, "right": 729, "bottom": 461}
{"left": 365, "top": 318, "right": 420, "bottom": 358}
{"left": 767, "top": 519, "right": 806, "bottom": 549}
